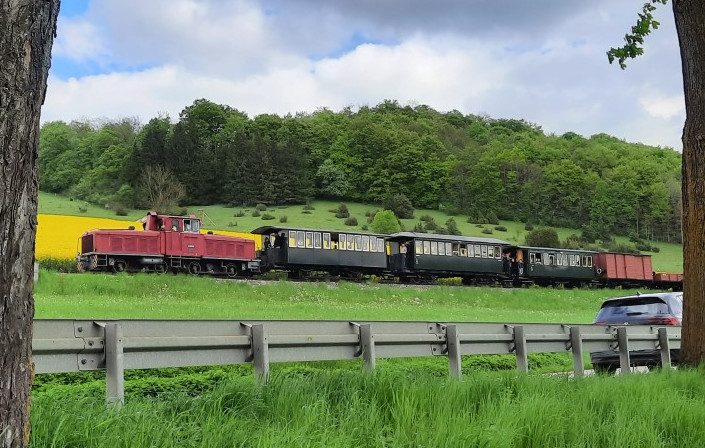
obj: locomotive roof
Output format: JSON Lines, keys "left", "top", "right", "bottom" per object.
{"left": 251, "top": 226, "right": 386, "bottom": 237}
{"left": 387, "top": 232, "right": 509, "bottom": 245}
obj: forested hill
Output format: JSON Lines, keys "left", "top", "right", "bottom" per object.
{"left": 39, "top": 98, "right": 682, "bottom": 243}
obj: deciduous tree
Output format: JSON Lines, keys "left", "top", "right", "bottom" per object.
{"left": 0, "top": 1, "right": 60, "bottom": 446}
{"left": 609, "top": 0, "right": 705, "bottom": 365}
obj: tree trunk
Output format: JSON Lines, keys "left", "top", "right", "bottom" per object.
{"left": 0, "top": 1, "right": 60, "bottom": 447}
{"left": 675, "top": 0, "right": 705, "bottom": 366}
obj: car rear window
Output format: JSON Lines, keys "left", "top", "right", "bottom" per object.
{"left": 595, "top": 297, "right": 672, "bottom": 322}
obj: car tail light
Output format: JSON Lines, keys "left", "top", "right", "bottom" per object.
{"left": 649, "top": 317, "right": 680, "bottom": 326}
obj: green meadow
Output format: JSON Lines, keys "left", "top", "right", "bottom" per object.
{"left": 38, "top": 191, "right": 684, "bottom": 273}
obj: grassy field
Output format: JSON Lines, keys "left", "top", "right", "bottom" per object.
{"left": 31, "top": 368, "right": 705, "bottom": 448}
{"left": 38, "top": 192, "right": 684, "bottom": 272}
{"left": 31, "top": 267, "right": 697, "bottom": 447}
{"left": 35, "top": 270, "right": 632, "bottom": 322}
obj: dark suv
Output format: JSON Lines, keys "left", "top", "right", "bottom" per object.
{"left": 590, "top": 292, "right": 683, "bottom": 373}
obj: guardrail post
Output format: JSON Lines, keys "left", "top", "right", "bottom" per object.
{"left": 569, "top": 326, "right": 584, "bottom": 377}
{"left": 105, "top": 323, "right": 124, "bottom": 408}
{"left": 251, "top": 324, "right": 270, "bottom": 384}
{"left": 511, "top": 325, "right": 528, "bottom": 373}
{"left": 658, "top": 327, "right": 671, "bottom": 369}
{"left": 617, "top": 327, "right": 631, "bottom": 375}
{"left": 359, "top": 324, "right": 376, "bottom": 372}
{"left": 446, "top": 324, "right": 462, "bottom": 379}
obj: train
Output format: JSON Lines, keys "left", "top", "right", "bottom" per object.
{"left": 75, "top": 211, "right": 684, "bottom": 290}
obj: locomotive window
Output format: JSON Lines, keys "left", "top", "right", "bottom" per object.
{"left": 171, "top": 220, "right": 180, "bottom": 231}
{"left": 297, "top": 231, "right": 306, "bottom": 248}
{"left": 192, "top": 220, "right": 200, "bottom": 233}
{"left": 416, "top": 243, "right": 423, "bottom": 255}
{"left": 339, "top": 234, "right": 347, "bottom": 250}
{"left": 475, "top": 245, "right": 481, "bottom": 257}
{"left": 306, "top": 232, "right": 314, "bottom": 248}
{"left": 446, "top": 242, "right": 452, "bottom": 256}
{"left": 431, "top": 241, "right": 438, "bottom": 255}
{"left": 183, "top": 220, "right": 191, "bottom": 232}
{"left": 323, "top": 233, "right": 331, "bottom": 249}
{"left": 423, "top": 241, "right": 431, "bottom": 255}
{"left": 355, "top": 235, "right": 362, "bottom": 251}
{"left": 314, "top": 233, "right": 322, "bottom": 249}
{"left": 347, "top": 235, "right": 355, "bottom": 251}
{"left": 362, "top": 235, "right": 370, "bottom": 252}
{"left": 289, "top": 231, "right": 297, "bottom": 248}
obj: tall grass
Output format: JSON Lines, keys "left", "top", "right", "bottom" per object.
{"left": 31, "top": 368, "right": 705, "bottom": 448}
{"left": 34, "top": 270, "right": 626, "bottom": 322}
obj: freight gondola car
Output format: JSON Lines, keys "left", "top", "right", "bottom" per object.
{"left": 252, "top": 226, "right": 388, "bottom": 279}
{"left": 386, "top": 232, "right": 510, "bottom": 284}
{"left": 76, "top": 211, "right": 260, "bottom": 276}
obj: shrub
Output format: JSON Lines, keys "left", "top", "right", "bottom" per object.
{"left": 423, "top": 219, "right": 438, "bottom": 231}
{"left": 303, "top": 204, "right": 315, "bottom": 211}
{"left": 344, "top": 217, "right": 358, "bottom": 226}
{"left": 412, "top": 222, "right": 425, "bottom": 232}
{"left": 256, "top": 203, "right": 267, "bottom": 211}
{"left": 524, "top": 222, "right": 534, "bottom": 231}
{"left": 234, "top": 210, "right": 245, "bottom": 217}
{"left": 525, "top": 228, "right": 560, "bottom": 248}
{"left": 301, "top": 210, "right": 312, "bottom": 214}
{"left": 420, "top": 214, "right": 434, "bottom": 222}
{"left": 279, "top": 215, "right": 288, "bottom": 223}
{"left": 78, "top": 207, "right": 87, "bottom": 213}
{"left": 227, "top": 221, "right": 237, "bottom": 227}
{"left": 361, "top": 225, "right": 368, "bottom": 231}
{"left": 481, "top": 227, "right": 493, "bottom": 235}
{"left": 371, "top": 210, "right": 402, "bottom": 234}
{"left": 382, "top": 193, "right": 414, "bottom": 219}
{"left": 486, "top": 211, "right": 499, "bottom": 225}
{"left": 445, "top": 218, "right": 461, "bottom": 236}
{"left": 261, "top": 213, "right": 276, "bottom": 220}
{"left": 334, "top": 204, "right": 349, "bottom": 219}
{"left": 252, "top": 210, "right": 261, "bottom": 217}
{"left": 115, "top": 206, "right": 128, "bottom": 216}
{"left": 494, "top": 225, "right": 507, "bottom": 232}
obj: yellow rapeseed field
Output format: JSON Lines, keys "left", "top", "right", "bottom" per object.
{"left": 37, "top": 214, "right": 258, "bottom": 261}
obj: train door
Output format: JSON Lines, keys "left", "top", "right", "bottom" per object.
{"left": 166, "top": 218, "right": 182, "bottom": 254}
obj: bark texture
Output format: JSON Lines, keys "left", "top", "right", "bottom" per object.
{"left": 0, "top": 1, "right": 59, "bottom": 447}
{"left": 675, "top": 0, "right": 705, "bottom": 366}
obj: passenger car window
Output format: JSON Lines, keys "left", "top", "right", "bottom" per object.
{"left": 289, "top": 231, "right": 297, "bottom": 248}
{"left": 339, "top": 234, "right": 347, "bottom": 250}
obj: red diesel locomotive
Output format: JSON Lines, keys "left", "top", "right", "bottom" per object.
{"left": 76, "top": 211, "right": 261, "bottom": 276}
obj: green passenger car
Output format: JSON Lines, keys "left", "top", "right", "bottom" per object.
{"left": 251, "top": 226, "right": 388, "bottom": 278}
{"left": 503, "top": 245, "right": 597, "bottom": 287}
{"left": 386, "top": 232, "right": 510, "bottom": 284}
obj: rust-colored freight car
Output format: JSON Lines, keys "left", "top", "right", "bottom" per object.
{"left": 77, "top": 211, "right": 260, "bottom": 276}
{"left": 593, "top": 252, "right": 654, "bottom": 286}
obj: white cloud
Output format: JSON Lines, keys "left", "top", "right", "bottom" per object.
{"left": 640, "top": 93, "right": 685, "bottom": 120}
{"left": 53, "top": 17, "right": 106, "bottom": 61}
{"left": 44, "top": 0, "right": 686, "bottom": 150}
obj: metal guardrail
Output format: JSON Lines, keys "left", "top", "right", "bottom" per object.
{"left": 33, "top": 319, "right": 681, "bottom": 406}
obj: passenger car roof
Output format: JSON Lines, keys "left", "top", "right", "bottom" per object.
{"left": 387, "top": 232, "right": 508, "bottom": 245}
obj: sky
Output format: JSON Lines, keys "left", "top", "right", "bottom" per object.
{"left": 44, "top": 0, "right": 685, "bottom": 150}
